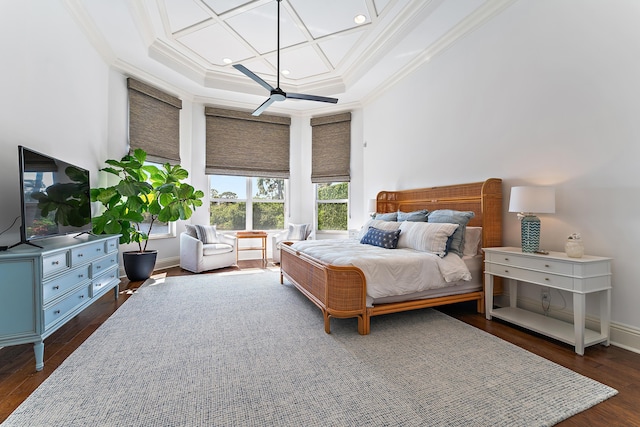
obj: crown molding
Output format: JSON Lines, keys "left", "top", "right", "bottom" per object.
{"left": 62, "top": 0, "right": 116, "bottom": 64}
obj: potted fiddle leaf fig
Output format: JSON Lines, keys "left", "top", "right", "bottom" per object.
{"left": 91, "top": 148, "right": 204, "bottom": 281}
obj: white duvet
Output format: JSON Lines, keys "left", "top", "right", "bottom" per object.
{"left": 289, "top": 239, "right": 471, "bottom": 300}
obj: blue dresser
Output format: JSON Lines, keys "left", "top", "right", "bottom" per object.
{"left": 0, "top": 234, "right": 120, "bottom": 370}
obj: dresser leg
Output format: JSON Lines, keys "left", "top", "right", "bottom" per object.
{"left": 34, "top": 340, "right": 44, "bottom": 371}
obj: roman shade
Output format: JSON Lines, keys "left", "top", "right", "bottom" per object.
{"left": 127, "top": 78, "right": 182, "bottom": 164}
{"left": 311, "top": 112, "right": 351, "bottom": 183}
{"left": 205, "top": 107, "right": 291, "bottom": 178}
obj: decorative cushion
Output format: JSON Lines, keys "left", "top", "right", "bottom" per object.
{"left": 427, "top": 210, "right": 475, "bottom": 257}
{"left": 194, "top": 224, "right": 219, "bottom": 244}
{"left": 202, "top": 243, "right": 233, "bottom": 256}
{"left": 360, "top": 227, "right": 401, "bottom": 249}
{"left": 463, "top": 227, "right": 483, "bottom": 257}
{"left": 397, "top": 221, "right": 459, "bottom": 257}
{"left": 184, "top": 224, "right": 197, "bottom": 238}
{"left": 397, "top": 209, "right": 429, "bottom": 222}
{"left": 374, "top": 212, "right": 398, "bottom": 221}
{"left": 286, "top": 223, "right": 309, "bottom": 241}
{"left": 357, "top": 219, "right": 402, "bottom": 240}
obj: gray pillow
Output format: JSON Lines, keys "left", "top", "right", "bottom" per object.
{"left": 427, "top": 210, "right": 475, "bottom": 257}
{"left": 397, "top": 209, "right": 429, "bottom": 222}
{"left": 374, "top": 212, "right": 398, "bottom": 221}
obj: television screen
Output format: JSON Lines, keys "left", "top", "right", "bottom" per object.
{"left": 18, "top": 146, "right": 92, "bottom": 242}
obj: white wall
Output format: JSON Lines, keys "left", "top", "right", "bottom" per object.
{"left": 0, "top": 1, "right": 111, "bottom": 247}
{"left": 362, "top": 0, "right": 640, "bottom": 335}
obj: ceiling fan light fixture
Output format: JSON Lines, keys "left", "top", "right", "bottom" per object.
{"left": 232, "top": 0, "right": 338, "bottom": 116}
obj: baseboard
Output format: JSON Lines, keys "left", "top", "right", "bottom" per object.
{"left": 495, "top": 294, "right": 640, "bottom": 355}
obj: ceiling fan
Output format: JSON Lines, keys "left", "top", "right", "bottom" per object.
{"left": 233, "top": 0, "right": 338, "bottom": 116}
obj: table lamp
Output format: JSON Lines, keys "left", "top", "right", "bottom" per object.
{"left": 508, "top": 186, "right": 555, "bottom": 253}
{"left": 368, "top": 199, "right": 377, "bottom": 219}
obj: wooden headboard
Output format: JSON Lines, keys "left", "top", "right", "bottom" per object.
{"left": 375, "top": 178, "right": 503, "bottom": 249}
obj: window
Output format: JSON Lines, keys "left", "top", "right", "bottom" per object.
{"left": 209, "top": 175, "right": 285, "bottom": 231}
{"left": 316, "top": 182, "right": 348, "bottom": 231}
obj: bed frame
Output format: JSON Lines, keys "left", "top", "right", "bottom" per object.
{"left": 279, "top": 178, "right": 503, "bottom": 335}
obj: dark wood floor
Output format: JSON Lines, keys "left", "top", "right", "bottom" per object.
{"left": 1, "top": 261, "right": 639, "bottom": 426}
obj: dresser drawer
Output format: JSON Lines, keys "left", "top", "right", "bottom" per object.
{"left": 92, "top": 253, "right": 118, "bottom": 277}
{"left": 91, "top": 266, "right": 119, "bottom": 297}
{"left": 486, "top": 263, "right": 575, "bottom": 291}
{"left": 71, "top": 242, "right": 105, "bottom": 266}
{"left": 44, "top": 286, "right": 90, "bottom": 329}
{"left": 43, "top": 265, "right": 90, "bottom": 303}
{"left": 104, "top": 237, "right": 119, "bottom": 254}
{"left": 42, "top": 251, "right": 69, "bottom": 277}
{"left": 486, "top": 252, "right": 574, "bottom": 275}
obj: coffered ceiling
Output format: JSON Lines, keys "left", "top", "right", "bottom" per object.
{"left": 67, "top": 0, "right": 514, "bottom": 115}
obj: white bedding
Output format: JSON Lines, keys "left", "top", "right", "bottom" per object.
{"left": 289, "top": 239, "right": 471, "bottom": 301}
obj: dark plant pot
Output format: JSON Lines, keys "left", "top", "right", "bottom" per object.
{"left": 122, "top": 250, "right": 158, "bottom": 281}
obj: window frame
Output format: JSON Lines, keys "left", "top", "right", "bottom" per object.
{"left": 209, "top": 175, "right": 288, "bottom": 231}
{"left": 315, "top": 182, "right": 350, "bottom": 233}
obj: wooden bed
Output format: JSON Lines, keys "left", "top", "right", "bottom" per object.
{"left": 279, "top": 178, "right": 503, "bottom": 335}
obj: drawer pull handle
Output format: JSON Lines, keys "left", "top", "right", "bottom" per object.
{"left": 53, "top": 285, "right": 59, "bottom": 290}
{"left": 54, "top": 310, "right": 60, "bottom": 315}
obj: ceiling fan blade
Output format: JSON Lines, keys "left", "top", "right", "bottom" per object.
{"left": 233, "top": 64, "right": 274, "bottom": 92}
{"left": 286, "top": 92, "right": 339, "bottom": 104}
{"left": 252, "top": 97, "right": 276, "bottom": 116}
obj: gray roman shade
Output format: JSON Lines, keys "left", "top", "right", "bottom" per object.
{"left": 205, "top": 107, "right": 291, "bottom": 178}
{"left": 127, "top": 78, "right": 182, "bottom": 164}
{"left": 311, "top": 112, "right": 351, "bottom": 183}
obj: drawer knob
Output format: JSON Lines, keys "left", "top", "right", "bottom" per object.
{"left": 545, "top": 278, "right": 550, "bottom": 281}
{"left": 78, "top": 274, "right": 84, "bottom": 278}
{"left": 504, "top": 257, "right": 509, "bottom": 261}
{"left": 79, "top": 295, "right": 85, "bottom": 299}
{"left": 504, "top": 269, "right": 509, "bottom": 273}
{"left": 53, "top": 285, "right": 59, "bottom": 290}
{"left": 52, "top": 261, "right": 59, "bottom": 265}
{"left": 54, "top": 310, "right": 60, "bottom": 315}
{"left": 96, "top": 265, "right": 102, "bottom": 269}
{"left": 545, "top": 264, "right": 550, "bottom": 268}
{"left": 78, "top": 253, "right": 83, "bottom": 258}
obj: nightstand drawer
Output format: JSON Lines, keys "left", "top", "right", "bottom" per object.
{"left": 485, "top": 252, "right": 574, "bottom": 275}
{"left": 486, "top": 263, "right": 574, "bottom": 290}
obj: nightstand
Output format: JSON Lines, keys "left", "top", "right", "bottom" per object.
{"left": 484, "top": 247, "right": 611, "bottom": 355}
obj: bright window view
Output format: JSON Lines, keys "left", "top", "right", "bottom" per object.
{"left": 209, "top": 175, "right": 285, "bottom": 230}
{"left": 316, "top": 182, "right": 348, "bottom": 231}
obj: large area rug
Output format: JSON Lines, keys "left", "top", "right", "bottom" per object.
{"left": 3, "top": 269, "right": 616, "bottom": 426}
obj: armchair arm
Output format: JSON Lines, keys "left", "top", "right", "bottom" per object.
{"left": 218, "top": 233, "right": 237, "bottom": 247}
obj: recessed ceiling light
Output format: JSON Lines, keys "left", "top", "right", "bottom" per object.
{"left": 354, "top": 14, "right": 366, "bottom": 25}
{"left": 281, "top": 69, "right": 290, "bottom": 76}
{"left": 223, "top": 58, "right": 232, "bottom": 64}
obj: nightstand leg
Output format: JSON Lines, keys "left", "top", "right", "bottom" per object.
{"left": 601, "top": 289, "right": 611, "bottom": 346}
{"left": 485, "top": 272, "right": 493, "bottom": 319}
{"left": 573, "top": 293, "right": 586, "bottom": 355}
{"left": 508, "top": 279, "right": 517, "bottom": 308}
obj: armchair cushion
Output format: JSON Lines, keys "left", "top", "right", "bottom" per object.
{"left": 194, "top": 224, "right": 219, "bottom": 244}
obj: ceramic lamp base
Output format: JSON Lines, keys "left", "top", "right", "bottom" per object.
{"left": 521, "top": 215, "right": 540, "bottom": 253}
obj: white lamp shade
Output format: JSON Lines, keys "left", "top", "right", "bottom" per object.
{"left": 508, "top": 186, "right": 556, "bottom": 214}
{"left": 368, "top": 199, "right": 377, "bottom": 212}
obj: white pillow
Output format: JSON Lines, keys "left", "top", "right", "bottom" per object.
{"left": 357, "top": 219, "right": 401, "bottom": 240}
{"left": 194, "top": 224, "right": 219, "bottom": 244}
{"left": 397, "top": 221, "right": 459, "bottom": 257}
{"left": 286, "top": 223, "right": 308, "bottom": 240}
{"left": 463, "top": 227, "right": 483, "bottom": 257}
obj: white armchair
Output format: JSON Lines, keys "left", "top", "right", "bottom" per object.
{"left": 272, "top": 223, "right": 313, "bottom": 263}
{"left": 180, "top": 232, "right": 237, "bottom": 273}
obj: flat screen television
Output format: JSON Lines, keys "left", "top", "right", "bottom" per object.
{"left": 17, "top": 145, "right": 92, "bottom": 244}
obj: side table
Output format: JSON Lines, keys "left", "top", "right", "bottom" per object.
{"left": 236, "top": 231, "right": 268, "bottom": 265}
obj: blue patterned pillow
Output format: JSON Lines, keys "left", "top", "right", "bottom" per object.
{"left": 360, "top": 226, "right": 401, "bottom": 249}
{"left": 427, "top": 210, "right": 475, "bottom": 257}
